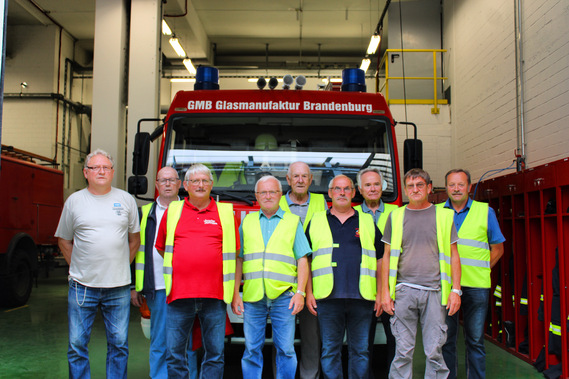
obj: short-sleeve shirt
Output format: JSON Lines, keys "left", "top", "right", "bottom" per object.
{"left": 155, "top": 198, "right": 240, "bottom": 303}
{"left": 306, "top": 209, "right": 384, "bottom": 300}
{"left": 443, "top": 198, "right": 506, "bottom": 245}
{"left": 382, "top": 205, "right": 458, "bottom": 290}
{"left": 55, "top": 187, "right": 140, "bottom": 288}
{"left": 238, "top": 208, "right": 311, "bottom": 260}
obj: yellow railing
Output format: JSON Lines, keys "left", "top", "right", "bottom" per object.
{"left": 378, "top": 49, "right": 448, "bottom": 114}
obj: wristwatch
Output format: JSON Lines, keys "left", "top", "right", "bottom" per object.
{"left": 296, "top": 290, "right": 306, "bottom": 297}
{"left": 451, "top": 288, "right": 463, "bottom": 296}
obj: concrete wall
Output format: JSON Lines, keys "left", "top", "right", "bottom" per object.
{"left": 443, "top": 0, "right": 569, "bottom": 181}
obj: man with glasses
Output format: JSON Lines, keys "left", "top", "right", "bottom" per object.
{"left": 381, "top": 168, "right": 461, "bottom": 379}
{"left": 232, "top": 175, "right": 310, "bottom": 379}
{"left": 278, "top": 161, "right": 327, "bottom": 379}
{"left": 131, "top": 166, "right": 199, "bottom": 379}
{"left": 305, "top": 174, "right": 383, "bottom": 378}
{"left": 155, "top": 163, "right": 239, "bottom": 378}
{"left": 441, "top": 169, "right": 505, "bottom": 379}
{"left": 55, "top": 149, "right": 140, "bottom": 379}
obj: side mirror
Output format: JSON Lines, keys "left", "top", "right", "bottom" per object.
{"left": 133, "top": 132, "right": 150, "bottom": 175}
{"left": 403, "top": 138, "right": 423, "bottom": 174}
{"left": 128, "top": 176, "right": 148, "bottom": 195}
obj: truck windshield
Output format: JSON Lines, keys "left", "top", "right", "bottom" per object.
{"left": 163, "top": 115, "right": 397, "bottom": 202}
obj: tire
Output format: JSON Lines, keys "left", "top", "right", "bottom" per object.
{"left": 0, "top": 249, "right": 33, "bottom": 307}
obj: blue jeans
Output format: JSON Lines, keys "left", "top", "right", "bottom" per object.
{"left": 67, "top": 278, "right": 130, "bottom": 379}
{"left": 443, "top": 287, "right": 490, "bottom": 379}
{"left": 242, "top": 292, "right": 297, "bottom": 379}
{"left": 166, "top": 298, "right": 226, "bottom": 379}
{"left": 317, "top": 298, "right": 374, "bottom": 379}
{"left": 146, "top": 290, "right": 199, "bottom": 379}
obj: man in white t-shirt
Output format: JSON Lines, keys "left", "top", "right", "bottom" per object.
{"left": 56, "top": 149, "right": 140, "bottom": 379}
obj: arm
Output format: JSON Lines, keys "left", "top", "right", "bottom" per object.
{"left": 231, "top": 257, "right": 244, "bottom": 315}
{"left": 375, "top": 258, "right": 383, "bottom": 316}
{"left": 446, "top": 242, "right": 462, "bottom": 316}
{"left": 381, "top": 244, "right": 394, "bottom": 315}
{"left": 128, "top": 232, "right": 141, "bottom": 263}
{"left": 305, "top": 258, "right": 317, "bottom": 316}
{"left": 58, "top": 238, "right": 73, "bottom": 265}
{"left": 490, "top": 243, "right": 504, "bottom": 268}
{"left": 289, "top": 256, "right": 308, "bottom": 315}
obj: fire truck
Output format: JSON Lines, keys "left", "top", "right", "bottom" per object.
{"left": 0, "top": 146, "right": 64, "bottom": 307}
{"left": 129, "top": 66, "right": 421, "bottom": 343}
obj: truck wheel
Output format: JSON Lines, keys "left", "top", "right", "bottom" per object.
{"left": 0, "top": 249, "right": 33, "bottom": 307}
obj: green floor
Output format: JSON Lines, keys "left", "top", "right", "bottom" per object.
{"left": 1, "top": 269, "right": 543, "bottom": 378}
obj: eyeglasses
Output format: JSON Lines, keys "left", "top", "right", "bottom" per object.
{"left": 157, "top": 178, "right": 179, "bottom": 185}
{"left": 406, "top": 182, "right": 426, "bottom": 189}
{"left": 332, "top": 186, "right": 353, "bottom": 193}
{"left": 256, "top": 190, "right": 280, "bottom": 197}
{"left": 188, "top": 179, "right": 212, "bottom": 186}
{"left": 86, "top": 166, "right": 113, "bottom": 172}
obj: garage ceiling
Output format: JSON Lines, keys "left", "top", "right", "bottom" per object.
{"left": 7, "top": 0, "right": 392, "bottom": 76}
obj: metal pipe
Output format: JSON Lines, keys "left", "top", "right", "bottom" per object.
{"left": 514, "top": 0, "right": 526, "bottom": 170}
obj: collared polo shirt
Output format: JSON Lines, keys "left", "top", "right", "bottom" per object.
{"left": 443, "top": 198, "right": 506, "bottom": 245}
{"left": 359, "top": 200, "right": 386, "bottom": 224}
{"left": 156, "top": 197, "right": 240, "bottom": 303}
{"left": 239, "top": 207, "right": 311, "bottom": 260}
{"left": 306, "top": 209, "right": 384, "bottom": 300}
{"left": 284, "top": 191, "right": 328, "bottom": 224}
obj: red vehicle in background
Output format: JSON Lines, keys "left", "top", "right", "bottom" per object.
{"left": 129, "top": 66, "right": 421, "bottom": 343}
{"left": 0, "top": 146, "right": 64, "bottom": 307}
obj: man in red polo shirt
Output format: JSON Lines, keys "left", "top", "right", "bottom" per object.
{"left": 156, "top": 163, "right": 239, "bottom": 378}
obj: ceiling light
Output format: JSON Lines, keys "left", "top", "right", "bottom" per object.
{"left": 366, "top": 34, "right": 381, "bottom": 55}
{"left": 169, "top": 37, "right": 186, "bottom": 57}
{"left": 170, "top": 78, "right": 196, "bottom": 83}
{"left": 162, "top": 20, "right": 172, "bottom": 35}
{"left": 183, "top": 58, "right": 196, "bottom": 75}
{"left": 360, "top": 58, "right": 371, "bottom": 73}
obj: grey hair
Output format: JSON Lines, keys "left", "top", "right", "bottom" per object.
{"left": 287, "top": 161, "right": 311, "bottom": 177}
{"left": 356, "top": 167, "right": 383, "bottom": 187}
{"left": 84, "top": 148, "right": 115, "bottom": 169}
{"left": 328, "top": 174, "right": 354, "bottom": 190}
{"left": 184, "top": 163, "right": 214, "bottom": 182}
{"left": 255, "top": 175, "right": 282, "bottom": 193}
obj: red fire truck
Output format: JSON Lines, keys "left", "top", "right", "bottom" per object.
{"left": 129, "top": 66, "right": 421, "bottom": 343}
{"left": 0, "top": 146, "right": 64, "bottom": 307}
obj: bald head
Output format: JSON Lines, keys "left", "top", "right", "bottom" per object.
{"left": 286, "top": 161, "right": 313, "bottom": 201}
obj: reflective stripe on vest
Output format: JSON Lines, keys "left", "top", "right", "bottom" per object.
{"left": 354, "top": 203, "right": 399, "bottom": 234}
{"left": 308, "top": 210, "right": 377, "bottom": 301}
{"left": 438, "top": 201, "right": 491, "bottom": 288}
{"left": 388, "top": 206, "right": 454, "bottom": 306}
{"left": 163, "top": 200, "right": 236, "bottom": 304}
{"left": 242, "top": 211, "right": 300, "bottom": 302}
{"left": 279, "top": 193, "right": 327, "bottom": 231}
{"left": 135, "top": 203, "right": 153, "bottom": 292}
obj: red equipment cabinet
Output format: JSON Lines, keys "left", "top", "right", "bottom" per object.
{"left": 0, "top": 147, "right": 64, "bottom": 307}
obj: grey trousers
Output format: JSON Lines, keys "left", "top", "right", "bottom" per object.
{"left": 389, "top": 285, "right": 449, "bottom": 379}
{"left": 298, "top": 306, "right": 321, "bottom": 379}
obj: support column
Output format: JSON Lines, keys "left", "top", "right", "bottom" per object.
{"left": 91, "top": 0, "right": 129, "bottom": 188}
{"left": 126, "top": 0, "right": 162, "bottom": 199}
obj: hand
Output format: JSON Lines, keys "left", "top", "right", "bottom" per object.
{"left": 374, "top": 294, "right": 384, "bottom": 317}
{"left": 231, "top": 295, "right": 244, "bottom": 316}
{"left": 306, "top": 292, "right": 318, "bottom": 316}
{"left": 381, "top": 291, "right": 394, "bottom": 315}
{"left": 446, "top": 292, "right": 461, "bottom": 316}
{"left": 289, "top": 293, "right": 305, "bottom": 315}
{"left": 130, "top": 290, "right": 143, "bottom": 307}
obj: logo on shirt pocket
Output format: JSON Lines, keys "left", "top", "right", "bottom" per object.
{"left": 204, "top": 219, "right": 218, "bottom": 225}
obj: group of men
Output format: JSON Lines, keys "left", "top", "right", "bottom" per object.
{"left": 56, "top": 149, "right": 504, "bottom": 379}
